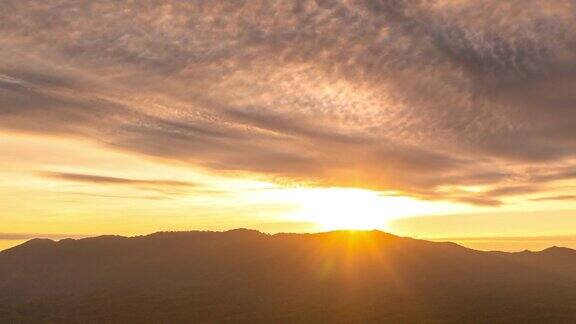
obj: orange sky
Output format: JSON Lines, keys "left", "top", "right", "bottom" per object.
{"left": 2, "top": 0, "right": 576, "bottom": 251}
{"left": 2, "top": 131, "right": 576, "bottom": 252}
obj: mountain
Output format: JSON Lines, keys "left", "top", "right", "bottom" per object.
{"left": 1, "top": 230, "right": 576, "bottom": 323}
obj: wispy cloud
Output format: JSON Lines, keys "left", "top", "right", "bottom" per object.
{"left": 530, "top": 195, "right": 576, "bottom": 202}
{"left": 39, "top": 171, "right": 195, "bottom": 188}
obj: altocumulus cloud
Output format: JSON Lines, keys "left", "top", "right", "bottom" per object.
{"left": 1, "top": 0, "right": 576, "bottom": 205}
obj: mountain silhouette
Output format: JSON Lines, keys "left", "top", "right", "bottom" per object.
{"left": 1, "top": 230, "right": 576, "bottom": 323}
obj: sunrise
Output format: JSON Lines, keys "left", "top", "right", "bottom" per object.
{"left": 2, "top": 0, "right": 576, "bottom": 322}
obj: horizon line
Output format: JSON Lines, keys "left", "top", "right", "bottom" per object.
{"left": 3, "top": 228, "right": 576, "bottom": 242}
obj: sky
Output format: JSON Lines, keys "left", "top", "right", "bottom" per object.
{"left": 2, "top": 0, "right": 576, "bottom": 251}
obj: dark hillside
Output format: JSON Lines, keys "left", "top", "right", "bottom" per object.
{"left": 1, "top": 230, "right": 576, "bottom": 323}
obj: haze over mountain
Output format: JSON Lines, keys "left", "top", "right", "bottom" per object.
{"left": 2, "top": 230, "right": 576, "bottom": 323}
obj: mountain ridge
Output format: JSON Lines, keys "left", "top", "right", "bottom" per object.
{"left": 4, "top": 229, "right": 575, "bottom": 255}
{"left": 2, "top": 229, "right": 576, "bottom": 323}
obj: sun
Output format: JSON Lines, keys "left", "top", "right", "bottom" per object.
{"left": 279, "top": 187, "right": 455, "bottom": 231}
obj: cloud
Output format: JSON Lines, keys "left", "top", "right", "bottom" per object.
{"left": 2, "top": 0, "right": 576, "bottom": 205}
{"left": 40, "top": 171, "right": 196, "bottom": 188}
{"left": 61, "top": 192, "right": 172, "bottom": 201}
{"left": 530, "top": 195, "right": 576, "bottom": 202}
{"left": 484, "top": 185, "right": 543, "bottom": 197}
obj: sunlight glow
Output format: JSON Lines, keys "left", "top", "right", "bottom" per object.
{"left": 274, "top": 188, "right": 463, "bottom": 231}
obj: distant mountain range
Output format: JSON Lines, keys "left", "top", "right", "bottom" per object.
{"left": 1, "top": 229, "right": 576, "bottom": 323}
